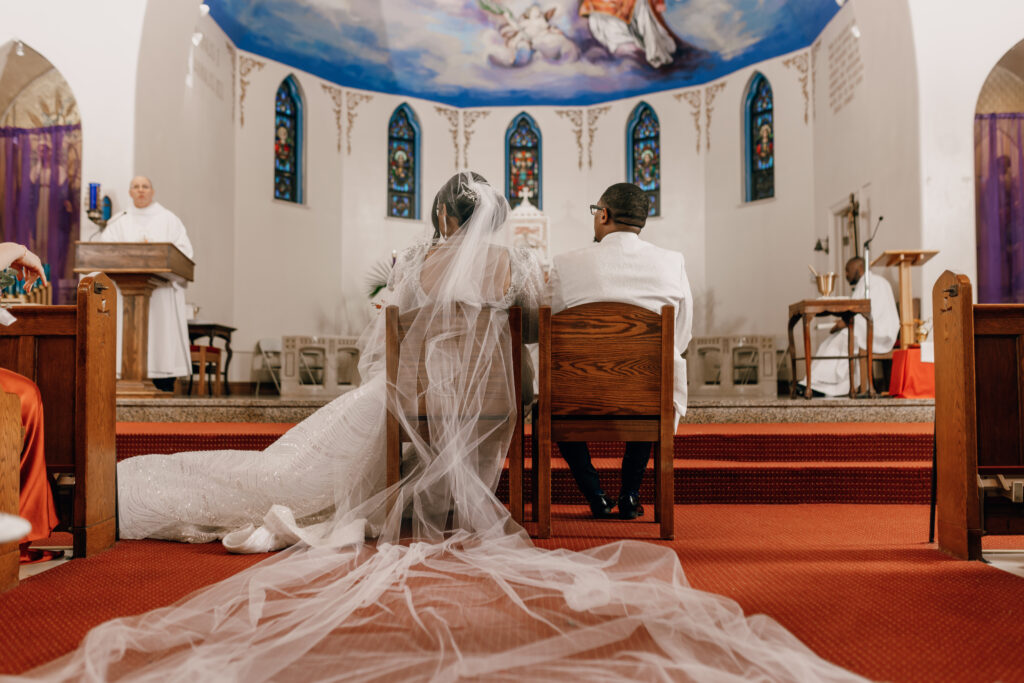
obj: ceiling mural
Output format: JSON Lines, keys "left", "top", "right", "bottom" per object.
{"left": 208, "top": 0, "right": 840, "bottom": 107}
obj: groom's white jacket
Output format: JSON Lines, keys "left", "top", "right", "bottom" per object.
{"left": 548, "top": 231, "right": 693, "bottom": 418}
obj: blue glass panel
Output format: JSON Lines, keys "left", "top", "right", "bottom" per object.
{"left": 506, "top": 114, "right": 541, "bottom": 208}
{"left": 628, "top": 104, "right": 660, "bottom": 216}
{"left": 274, "top": 77, "right": 302, "bottom": 203}
{"left": 747, "top": 75, "right": 774, "bottom": 201}
{"left": 387, "top": 105, "right": 420, "bottom": 219}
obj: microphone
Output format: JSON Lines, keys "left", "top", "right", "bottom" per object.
{"left": 865, "top": 215, "right": 884, "bottom": 249}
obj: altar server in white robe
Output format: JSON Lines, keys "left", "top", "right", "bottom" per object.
{"left": 98, "top": 176, "right": 193, "bottom": 389}
{"left": 803, "top": 256, "right": 900, "bottom": 397}
{"left": 547, "top": 182, "right": 692, "bottom": 520}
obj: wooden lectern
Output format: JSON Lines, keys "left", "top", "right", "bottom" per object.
{"left": 870, "top": 250, "right": 938, "bottom": 347}
{"left": 74, "top": 242, "right": 195, "bottom": 397}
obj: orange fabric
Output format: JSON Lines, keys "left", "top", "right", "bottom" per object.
{"left": 888, "top": 348, "right": 935, "bottom": 399}
{"left": 579, "top": 0, "right": 637, "bottom": 22}
{"left": 0, "top": 368, "right": 57, "bottom": 543}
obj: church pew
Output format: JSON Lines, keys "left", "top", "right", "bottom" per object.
{"left": 933, "top": 271, "right": 1024, "bottom": 560}
{"left": 1, "top": 391, "right": 22, "bottom": 591}
{"left": 0, "top": 274, "right": 117, "bottom": 559}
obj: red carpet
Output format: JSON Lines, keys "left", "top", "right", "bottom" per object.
{"left": 4, "top": 505, "right": 1024, "bottom": 682}
{"left": 118, "top": 422, "right": 934, "bottom": 504}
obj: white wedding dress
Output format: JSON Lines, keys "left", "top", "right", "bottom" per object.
{"left": 19, "top": 176, "right": 866, "bottom": 682}
{"left": 117, "top": 238, "right": 542, "bottom": 552}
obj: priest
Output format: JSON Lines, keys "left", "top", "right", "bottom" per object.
{"left": 97, "top": 176, "right": 193, "bottom": 391}
{"left": 802, "top": 257, "right": 900, "bottom": 396}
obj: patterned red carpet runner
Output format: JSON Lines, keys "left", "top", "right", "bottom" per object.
{"left": 117, "top": 422, "right": 934, "bottom": 504}
{"left": 3, "top": 505, "right": 1024, "bottom": 682}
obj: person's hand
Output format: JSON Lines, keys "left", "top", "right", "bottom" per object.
{"left": 830, "top": 319, "right": 847, "bottom": 334}
{"left": 7, "top": 245, "right": 46, "bottom": 291}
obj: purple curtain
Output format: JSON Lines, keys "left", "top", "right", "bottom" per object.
{"left": 0, "top": 124, "right": 81, "bottom": 305}
{"left": 975, "top": 113, "right": 1024, "bottom": 304}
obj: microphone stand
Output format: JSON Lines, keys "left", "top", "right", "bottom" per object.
{"left": 862, "top": 216, "right": 884, "bottom": 300}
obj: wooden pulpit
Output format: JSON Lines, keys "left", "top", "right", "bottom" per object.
{"left": 870, "top": 250, "right": 938, "bottom": 347}
{"left": 74, "top": 242, "right": 195, "bottom": 397}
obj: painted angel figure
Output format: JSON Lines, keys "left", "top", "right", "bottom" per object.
{"left": 481, "top": 1, "right": 580, "bottom": 67}
{"left": 580, "top": 0, "right": 677, "bottom": 68}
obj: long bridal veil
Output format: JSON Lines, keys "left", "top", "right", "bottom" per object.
{"left": 19, "top": 174, "right": 865, "bottom": 682}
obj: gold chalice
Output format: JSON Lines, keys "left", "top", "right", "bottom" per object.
{"left": 815, "top": 273, "right": 836, "bottom": 297}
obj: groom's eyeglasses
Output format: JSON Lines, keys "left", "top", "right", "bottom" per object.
{"left": 589, "top": 204, "right": 610, "bottom": 218}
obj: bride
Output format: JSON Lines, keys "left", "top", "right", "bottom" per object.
{"left": 117, "top": 170, "right": 541, "bottom": 551}
{"left": 26, "top": 173, "right": 864, "bottom": 681}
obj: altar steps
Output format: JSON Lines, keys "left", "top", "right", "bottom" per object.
{"left": 116, "top": 422, "right": 932, "bottom": 505}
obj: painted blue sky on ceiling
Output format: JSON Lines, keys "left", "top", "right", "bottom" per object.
{"left": 208, "top": 0, "right": 840, "bottom": 107}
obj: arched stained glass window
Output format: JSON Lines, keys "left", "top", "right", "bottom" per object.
{"left": 505, "top": 113, "right": 541, "bottom": 209}
{"left": 627, "top": 103, "right": 660, "bottom": 216}
{"left": 745, "top": 73, "right": 774, "bottom": 202}
{"left": 274, "top": 76, "right": 303, "bottom": 203}
{"left": 387, "top": 104, "right": 420, "bottom": 219}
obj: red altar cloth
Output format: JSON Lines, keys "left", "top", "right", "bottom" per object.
{"left": 889, "top": 347, "right": 935, "bottom": 398}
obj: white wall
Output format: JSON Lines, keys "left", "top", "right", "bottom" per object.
{"left": 811, "top": 0, "right": 920, "bottom": 302}
{"left": 702, "top": 56, "right": 815, "bottom": 340}
{"left": 908, "top": 0, "right": 1024, "bottom": 308}
{"left": 135, "top": 1, "right": 236, "bottom": 328}
{"left": 0, "top": 0, "right": 147, "bottom": 235}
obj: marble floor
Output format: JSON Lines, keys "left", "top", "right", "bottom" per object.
{"left": 117, "top": 395, "right": 935, "bottom": 424}
{"left": 983, "top": 550, "right": 1024, "bottom": 580}
{"left": 19, "top": 543, "right": 72, "bottom": 580}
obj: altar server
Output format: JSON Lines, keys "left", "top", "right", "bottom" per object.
{"left": 98, "top": 176, "right": 193, "bottom": 390}
{"left": 804, "top": 257, "right": 900, "bottom": 396}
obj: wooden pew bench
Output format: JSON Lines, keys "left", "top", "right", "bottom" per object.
{"left": 934, "top": 271, "right": 1024, "bottom": 559}
{"left": 0, "top": 274, "right": 117, "bottom": 565}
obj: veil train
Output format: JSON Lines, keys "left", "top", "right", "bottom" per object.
{"left": 18, "top": 174, "right": 865, "bottom": 682}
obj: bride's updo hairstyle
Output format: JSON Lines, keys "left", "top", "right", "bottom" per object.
{"left": 430, "top": 171, "right": 508, "bottom": 239}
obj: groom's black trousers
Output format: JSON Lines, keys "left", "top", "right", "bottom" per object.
{"left": 557, "top": 441, "right": 652, "bottom": 500}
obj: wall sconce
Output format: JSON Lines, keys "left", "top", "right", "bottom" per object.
{"left": 814, "top": 237, "right": 830, "bottom": 255}
{"left": 86, "top": 182, "right": 113, "bottom": 229}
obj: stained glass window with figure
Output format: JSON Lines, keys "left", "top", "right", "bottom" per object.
{"left": 627, "top": 103, "right": 660, "bottom": 216}
{"left": 274, "top": 76, "right": 303, "bottom": 203}
{"left": 745, "top": 74, "right": 774, "bottom": 202}
{"left": 387, "top": 104, "right": 420, "bottom": 219}
{"left": 506, "top": 113, "right": 541, "bottom": 209}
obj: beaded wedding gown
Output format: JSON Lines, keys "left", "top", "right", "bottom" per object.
{"left": 20, "top": 175, "right": 865, "bottom": 682}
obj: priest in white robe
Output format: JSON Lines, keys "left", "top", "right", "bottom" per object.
{"left": 98, "top": 176, "right": 193, "bottom": 390}
{"left": 802, "top": 257, "right": 900, "bottom": 397}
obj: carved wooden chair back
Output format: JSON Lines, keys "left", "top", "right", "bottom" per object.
{"left": 384, "top": 305, "right": 524, "bottom": 524}
{"left": 535, "top": 302, "right": 675, "bottom": 540}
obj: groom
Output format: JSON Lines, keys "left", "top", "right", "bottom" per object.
{"left": 548, "top": 183, "right": 693, "bottom": 519}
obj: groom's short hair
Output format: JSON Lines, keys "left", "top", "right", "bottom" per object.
{"left": 600, "top": 183, "right": 649, "bottom": 228}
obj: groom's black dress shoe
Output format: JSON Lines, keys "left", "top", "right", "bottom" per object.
{"left": 618, "top": 492, "right": 644, "bottom": 520}
{"left": 588, "top": 493, "right": 616, "bottom": 519}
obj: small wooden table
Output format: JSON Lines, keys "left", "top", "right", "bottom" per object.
{"left": 787, "top": 298, "right": 874, "bottom": 399}
{"left": 188, "top": 321, "right": 236, "bottom": 395}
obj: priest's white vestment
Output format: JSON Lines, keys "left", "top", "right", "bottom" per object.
{"left": 803, "top": 272, "right": 900, "bottom": 396}
{"left": 98, "top": 202, "right": 193, "bottom": 378}
{"left": 548, "top": 231, "right": 693, "bottom": 418}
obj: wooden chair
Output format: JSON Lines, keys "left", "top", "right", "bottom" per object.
{"left": 933, "top": 271, "right": 1024, "bottom": 559}
{"left": 0, "top": 274, "right": 117, "bottom": 559}
{"left": 384, "top": 305, "right": 525, "bottom": 525}
{"left": 189, "top": 345, "right": 223, "bottom": 396}
{"left": 536, "top": 303, "right": 675, "bottom": 540}
{"left": 1, "top": 391, "right": 22, "bottom": 591}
